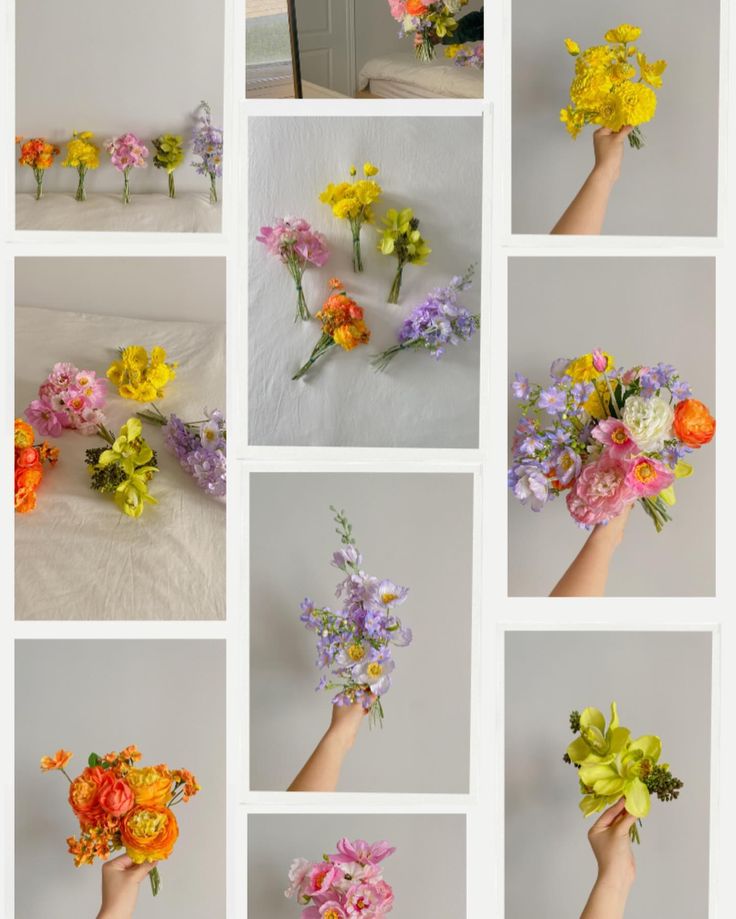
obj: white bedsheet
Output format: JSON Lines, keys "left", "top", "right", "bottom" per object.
{"left": 358, "top": 46, "right": 483, "bottom": 98}
{"left": 15, "top": 307, "right": 226, "bottom": 620}
{"left": 15, "top": 192, "right": 222, "bottom": 234}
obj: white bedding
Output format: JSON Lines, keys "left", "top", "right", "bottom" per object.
{"left": 358, "top": 45, "right": 483, "bottom": 98}
{"left": 15, "top": 307, "right": 226, "bottom": 620}
{"left": 15, "top": 192, "right": 222, "bottom": 234}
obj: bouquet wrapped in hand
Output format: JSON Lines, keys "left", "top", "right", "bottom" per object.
{"left": 564, "top": 702, "right": 683, "bottom": 843}
{"left": 508, "top": 351, "right": 715, "bottom": 531}
{"left": 299, "top": 507, "right": 412, "bottom": 728}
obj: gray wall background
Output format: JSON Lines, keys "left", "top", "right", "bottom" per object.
{"left": 248, "top": 813, "right": 466, "bottom": 918}
{"left": 15, "top": 257, "right": 226, "bottom": 323}
{"left": 505, "top": 631, "right": 712, "bottom": 919}
{"left": 15, "top": 640, "right": 225, "bottom": 919}
{"left": 249, "top": 472, "right": 473, "bottom": 793}
{"left": 16, "top": 0, "right": 224, "bottom": 195}
{"left": 512, "top": 0, "right": 720, "bottom": 235}
{"left": 508, "top": 257, "right": 716, "bottom": 597}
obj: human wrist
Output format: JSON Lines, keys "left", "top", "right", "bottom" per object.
{"left": 589, "top": 163, "right": 619, "bottom": 188}
{"left": 595, "top": 867, "right": 635, "bottom": 897}
{"left": 324, "top": 721, "right": 358, "bottom": 751}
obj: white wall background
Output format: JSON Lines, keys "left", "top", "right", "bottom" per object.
{"left": 248, "top": 115, "right": 483, "bottom": 447}
{"left": 508, "top": 257, "right": 716, "bottom": 597}
{"left": 15, "top": 0, "right": 224, "bottom": 195}
{"left": 15, "top": 257, "right": 226, "bottom": 323}
{"left": 512, "top": 0, "right": 720, "bottom": 235}
{"left": 248, "top": 813, "right": 467, "bottom": 917}
{"left": 505, "top": 631, "right": 712, "bottom": 919}
{"left": 249, "top": 472, "right": 473, "bottom": 793}
{"left": 15, "top": 640, "right": 226, "bottom": 919}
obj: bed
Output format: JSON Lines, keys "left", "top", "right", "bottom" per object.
{"left": 358, "top": 44, "right": 483, "bottom": 98}
{"left": 15, "top": 306, "right": 226, "bottom": 620}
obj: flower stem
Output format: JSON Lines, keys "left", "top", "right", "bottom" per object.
{"left": 122, "top": 168, "right": 131, "bottom": 205}
{"left": 149, "top": 866, "right": 161, "bottom": 896}
{"left": 293, "top": 333, "right": 334, "bottom": 381}
{"left": 371, "top": 343, "right": 409, "bottom": 372}
{"left": 209, "top": 173, "right": 218, "bottom": 204}
{"left": 387, "top": 262, "right": 405, "bottom": 304}
{"left": 75, "top": 165, "right": 87, "bottom": 202}
{"left": 33, "top": 168, "right": 44, "bottom": 201}
{"left": 628, "top": 126, "right": 645, "bottom": 149}
{"left": 168, "top": 172, "right": 176, "bottom": 199}
{"left": 416, "top": 32, "right": 435, "bottom": 62}
{"left": 351, "top": 224, "right": 364, "bottom": 273}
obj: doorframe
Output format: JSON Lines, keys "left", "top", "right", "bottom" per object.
{"left": 289, "top": 0, "right": 357, "bottom": 97}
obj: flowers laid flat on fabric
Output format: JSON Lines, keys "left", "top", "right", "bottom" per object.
{"left": 378, "top": 207, "right": 431, "bottom": 304}
{"left": 16, "top": 136, "right": 61, "bottom": 200}
{"left": 105, "top": 133, "right": 149, "bottom": 203}
{"left": 138, "top": 403, "right": 226, "bottom": 498}
{"left": 293, "top": 279, "right": 371, "bottom": 381}
{"left": 85, "top": 418, "right": 159, "bottom": 517}
{"left": 62, "top": 131, "right": 100, "bottom": 201}
{"left": 300, "top": 506, "right": 412, "bottom": 728}
{"left": 386, "top": 0, "right": 468, "bottom": 61}
{"left": 191, "top": 101, "right": 223, "bottom": 204}
{"left": 560, "top": 24, "right": 667, "bottom": 149}
{"left": 42, "top": 744, "right": 200, "bottom": 897}
{"left": 320, "top": 163, "right": 382, "bottom": 273}
{"left": 25, "top": 362, "right": 108, "bottom": 436}
{"left": 257, "top": 217, "right": 330, "bottom": 321}
{"left": 106, "top": 345, "right": 178, "bottom": 402}
{"left": 14, "top": 419, "right": 59, "bottom": 513}
{"left": 286, "top": 837, "right": 395, "bottom": 917}
{"left": 152, "top": 134, "right": 185, "bottom": 198}
{"left": 564, "top": 703, "right": 683, "bottom": 843}
{"left": 372, "top": 265, "right": 479, "bottom": 370}
{"left": 508, "top": 351, "right": 715, "bottom": 531}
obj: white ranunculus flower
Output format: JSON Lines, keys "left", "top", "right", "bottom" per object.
{"left": 621, "top": 395, "right": 674, "bottom": 452}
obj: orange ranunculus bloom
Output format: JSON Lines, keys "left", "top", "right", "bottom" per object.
{"left": 97, "top": 772, "right": 136, "bottom": 817}
{"left": 406, "top": 0, "right": 429, "bottom": 14}
{"left": 16, "top": 467, "right": 43, "bottom": 490}
{"left": 14, "top": 419, "right": 34, "bottom": 448}
{"left": 69, "top": 767, "right": 108, "bottom": 827}
{"left": 16, "top": 446, "right": 40, "bottom": 469}
{"left": 333, "top": 320, "right": 371, "bottom": 351}
{"left": 673, "top": 399, "right": 716, "bottom": 448}
{"left": 126, "top": 765, "right": 173, "bottom": 807}
{"left": 15, "top": 487, "right": 37, "bottom": 514}
{"left": 40, "top": 749, "right": 73, "bottom": 772}
{"left": 121, "top": 805, "right": 179, "bottom": 863}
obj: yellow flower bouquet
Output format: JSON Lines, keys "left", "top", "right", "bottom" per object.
{"left": 62, "top": 131, "right": 100, "bottom": 202}
{"left": 106, "top": 345, "right": 177, "bottom": 402}
{"left": 319, "top": 163, "right": 382, "bottom": 273}
{"left": 560, "top": 24, "right": 667, "bottom": 149}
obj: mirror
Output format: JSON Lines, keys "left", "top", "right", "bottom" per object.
{"left": 245, "top": 0, "right": 302, "bottom": 98}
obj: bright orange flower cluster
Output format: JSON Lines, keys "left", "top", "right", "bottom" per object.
{"left": 16, "top": 136, "right": 60, "bottom": 170}
{"left": 317, "top": 278, "right": 371, "bottom": 351}
{"left": 42, "top": 745, "right": 200, "bottom": 870}
{"left": 14, "top": 419, "right": 59, "bottom": 513}
{"left": 673, "top": 398, "right": 716, "bottom": 448}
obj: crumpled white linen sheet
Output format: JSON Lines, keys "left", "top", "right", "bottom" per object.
{"left": 358, "top": 45, "right": 483, "bottom": 98}
{"left": 15, "top": 192, "right": 222, "bottom": 233}
{"left": 15, "top": 307, "right": 226, "bottom": 620}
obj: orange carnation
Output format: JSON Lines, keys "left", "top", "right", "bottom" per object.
{"left": 121, "top": 805, "right": 179, "bottom": 863}
{"left": 126, "top": 765, "right": 173, "bottom": 806}
{"left": 40, "top": 749, "right": 73, "bottom": 772}
{"left": 69, "top": 767, "right": 108, "bottom": 827}
{"left": 673, "top": 399, "right": 716, "bottom": 448}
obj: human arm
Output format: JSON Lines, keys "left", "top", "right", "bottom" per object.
{"left": 551, "top": 127, "right": 632, "bottom": 235}
{"left": 96, "top": 854, "right": 156, "bottom": 919}
{"left": 287, "top": 700, "right": 370, "bottom": 792}
{"left": 580, "top": 800, "right": 637, "bottom": 919}
{"left": 550, "top": 504, "right": 632, "bottom": 597}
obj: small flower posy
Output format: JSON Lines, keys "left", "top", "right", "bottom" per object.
{"left": 564, "top": 702, "right": 683, "bottom": 843}
{"left": 378, "top": 207, "right": 431, "bottom": 304}
{"left": 41, "top": 745, "right": 200, "bottom": 898}
{"left": 191, "top": 100, "right": 223, "bottom": 204}
{"left": 105, "top": 133, "right": 149, "bottom": 203}
{"left": 62, "top": 131, "right": 100, "bottom": 201}
{"left": 107, "top": 345, "right": 178, "bottom": 402}
{"left": 14, "top": 419, "right": 59, "bottom": 514}
{"left": 445, "top": 41, "right": 484, "bottom": 68}
{"left": 25, "top": 362, "right": 108, "bottom": 437}
{"left": 285, "top": 837, "right": 396, "bottom": 917}
{"left": 16, "top": 136, "right": 61, "bottom": 200}
{"left": 257, "top": 217, "right": 330, "bottom": 321}
{"left": 319, "top": 163, "right": 382, "bottom": 273}
{"left": 85, "top": 417, "right": 159, "bottom": 518}
{"left": 300, "top": 506, "right": 412, "bottom": 728}
{"left": 152, "top": 134, "right": 185, "bottom": 198}
{"left": 386, "top": 0, "right": 468, "bottom": 61}
{"left": 508, "top": 351, "right": 715, "bottom": 532}
{"left": 560, "top": 24, "right": 668, "bottom": 149}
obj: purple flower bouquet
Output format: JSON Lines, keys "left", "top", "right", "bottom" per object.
{"left": 191, "top": 100, "right": 223, "bottom": 204}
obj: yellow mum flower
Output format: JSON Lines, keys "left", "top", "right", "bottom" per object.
{"left": 560, "top": 106, "right": 585, "bottom": 138}
{"left": 564, "top": 38, "right": 580, "bottom": 56}
{"left": 614, "top": 81, "right": 657, "bottom": 126}
{"left": 638, "top": 52, "right": 668, "bottom": 88}
{"left": 605, "top": 24, "right": 642, "bottom": 44}
{"left": 363, "top": 162, "right": 379, "bottom": 177}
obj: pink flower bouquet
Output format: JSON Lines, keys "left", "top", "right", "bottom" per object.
{"left": 25, "top": 362, "right": 108, "bottom": 437}
{"left": 105, "top": 133, "right": 149, "bottom": 204}
{"left": 285, "top": 837, "right": 395, "bottom": 918}
{"left": 257, "top": 217, "right": 330, "bottom": 321}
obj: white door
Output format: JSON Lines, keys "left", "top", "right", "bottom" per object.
{"left": 294, "top": 0, "right": 355, "bottom": 95}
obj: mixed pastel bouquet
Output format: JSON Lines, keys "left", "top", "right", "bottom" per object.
{"left": 300, "top": 507, "right": 412, "bottom": 727}
{"left": 138, "top": 404, "right": 227, "bottom": 498}
{"left": 446, "top": 41, "right": 484, "bottom": 68}
{"left": 372, "top": 266, "right": 478, "bottom": 370}
{"left": 191, "top": 100, "right": 223, "bottom": 204}
{"left": 286, "top": 837, "right": 395, "bottom": 918}
{"left": 105, "top": 133, "right": 149, "bottom": 203}
{"left": 293, "top": 279, "right": 371, "bottom": 381}
{"left": 564, "top": 702, "right": 683, "bottom": 843}
{"left": 320, "top": 163, "right": 382, "bottom": 273}
{"left": 561, "top": 24, "right": 667, "bottom": 149}
{"left": 257, "top": 217, "right": 330, "bottom": 321}
{"left": 152, "top": 134, "right": 185, "bottom": 198}
{"left": 16, "top": 136, "right": 61, "bottom": 199}
{"left": 509, "top": 351, "right": 716, "bottom": 531}
{"left": 107, "top": 346, "right": 178, "bottom": 402}
{"left": 386, "top": 0, "right": 467, "bottom": 61}
{"left": 41, "top": 745, "right": 200, "bottom": 896}
{"left": 378, "top": 208, "right": 431, "bottom": 304}
{"left": 85, "top": 418, "right": 159, "bottom": 517}
{"left": 62, "top": 131, "right": 100, "bottom": 201}
{"left": 25, "top": 362, "right": 108, "bottom": 437}
{"left": 14, "top": 419, "right": 59, "bottom": 514}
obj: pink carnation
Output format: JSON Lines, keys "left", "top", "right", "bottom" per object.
{"left": 105, "top": 133, "right": 149, "bottom": 172}
{"left": 257, "top": 217, "right": 330, "bottom": 268}
{"left": 24, "top": 363, "right": 107, "bottom": 436}
{"left": 566, "top": 454, "right": 634, "bottom": 526}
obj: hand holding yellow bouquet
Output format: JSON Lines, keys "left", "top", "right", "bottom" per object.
{"left": 560, "top": 24, "right": 667, "bottom": 149}
{"left": 319, "top": 163, "right": 382, "bottom": 272}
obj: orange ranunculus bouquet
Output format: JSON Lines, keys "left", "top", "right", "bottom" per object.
{"left": 14, "top": 419, "right": 59, "bottom": 513}
{"left": 42, "top": 745, "right": 200, "bottom": 897}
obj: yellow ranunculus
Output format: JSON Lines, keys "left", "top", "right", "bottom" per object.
{"left": 126, "top": 765, "right": 173, "bottom": 806}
